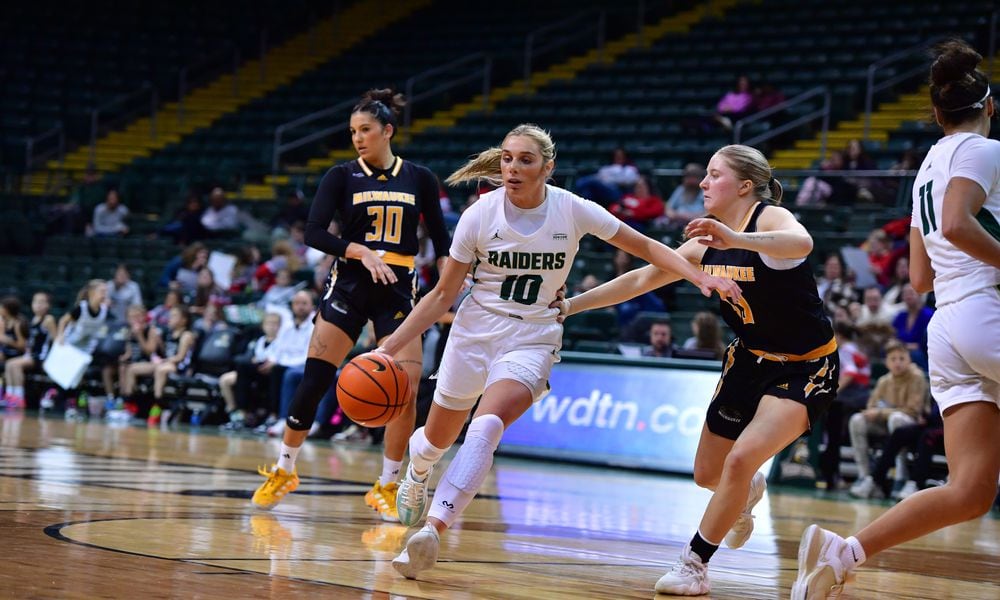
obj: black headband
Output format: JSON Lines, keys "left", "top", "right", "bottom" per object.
{"left": 368, "top": 100, "right": 396, "bottom": 127}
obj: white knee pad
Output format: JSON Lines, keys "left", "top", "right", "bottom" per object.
{"left": 408, "top": 426, "right": 449, "bottom": 473}
{"left": 445, "top": 414, "right": 504, "bottom": 492}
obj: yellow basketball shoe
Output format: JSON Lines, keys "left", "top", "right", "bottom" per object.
{"left": 252, "top": 465, "right": 299, "bottom": 510}
{"left": 365, "top": 480, "right": 400, "bottom": 522}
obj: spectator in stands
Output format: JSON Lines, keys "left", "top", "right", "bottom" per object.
{"left": 662, "top": 163, "right": 706, "bottom": 229}
{"left": 164, "top": 242, "right": 209, "bottom": 295}
{"left": 848, "top": 340, "right": 928, "bottom": 499}
{"left": 287, "top": 221, "right": 311, "bottom": 262}
{"left": 193, "top": 303, "right": 229, "bottom": 336}
{"left": 609, "top": 175, "right": 665, "bottom": 231}
{"left": 713, "top": 75, "right": 754, "bottom": 131}
{"left": 796, "top": 151, "right": 859, "bottom": 206}
{"left": 271, "top": 189, "right": 310, "bottom": 235}
{"left": 201, "top": 187, "right": 240, "bottom": 236}
{"left": 190, "top": 267, "right": 229, "bottom": 316}
{"left": 854, "top": 287, "right": 895, "bottom": 327}
{"left": 149, "top": 290, "right": 182, "bottom": 330}
{"left": 864, "top": 229, "right": 900, "bottom": 287}
{"left": 247, "top": 290, "right": 315, "bottom": 431}
{"left": 641, "top": 320, "right": 677, "bottom": 358}
{"left": 844, "top": 139, "right": 878, "bottom": 202}
{"left": 817, "top": 252, "right": 859, "bottom": 315}
{"left": 88, "top": 189, "right": 129, "bottom": 238}
{"left": 818, "top": 322, "right": 871, "bottom": 491}
{"left": 255, "top": 240, "right": 302, "bottom": 292}
{"left": 229, "top": 245, "right": 263, "bottom": 296}
{"left": 160, "top": 192, "right": 207, "bottom": 245}
{"left": 259, "top": 268, "right": 297, "bottom": 308}
{"left": 891, "top": 284, "right": 933, "bottom": 370}
{"left": 2, "top": 291, "right": 56, "bottom": 409}
{"left": 879, "top": 148, "right": 922, "bottom": 204}
{"left": 439, "top": 184, "right": 460, "bottom": 229}
{"left": 881, "top": 256, "right": 910, "bottom": 314}
{"left": 574, "top": 147, "right": 640, "bottom": 207}
{"left": 868, "top": 401, "right": 943, "bottom": 501}
{"left": 107, "top": 264, "right": 143, "bottom": 322}
{"left": 682, "top": 311, "right": 725, "bottom": 359}
{"left": 104, "top": 304, "right": 158, "bottom": 407}
{"left": 0, "top": 296, "right": 27, "bottom": 370}
{"left": 125, "top": 305, "right": 196, "bottom": 425}
{"left": 219, "top": 312, "right": 282, "bottom": 429}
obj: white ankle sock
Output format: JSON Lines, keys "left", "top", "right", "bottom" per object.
{"left": 841, "top": 535, "right": 867, "bottom": 568}
{"left": 277, "top": 443, "right": 300, "bottom": 473}
{"left": 380, "top": 457, "right": 403, "bottom": 486}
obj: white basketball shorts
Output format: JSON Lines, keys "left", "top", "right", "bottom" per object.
{"left": 927, "top": 286, "right": 1000, "bottom": 413}
{"left": 433, "top": 299, "right": 562, "bottom": 411}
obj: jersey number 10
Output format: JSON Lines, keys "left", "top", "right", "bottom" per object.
{"left": 499, "top": 274, "right": 543, "bottom": 305}
{"left": 917, "top": 181, "right": 938, "bottom": 235}
{"left": 366, "top": 206, "right": 404, "bottom": 244}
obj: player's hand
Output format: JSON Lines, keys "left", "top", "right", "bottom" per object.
{"left": 372, "top": 346, "right": 395, "bottom": 361}
{"left": 360, "top": 249, "right": 398, "bottom": 285}
{"left": 548, "top": 285, "right": 571, "bottom": 323}
{"left": 695, "top": 272, "right": 743, "bottom": 303}
{"left": 685, "top": 218, "right": 738, "bottom": 250}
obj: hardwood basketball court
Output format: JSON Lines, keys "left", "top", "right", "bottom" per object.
{"left": 2, "top": 413, "right": 998, "bottom": 599}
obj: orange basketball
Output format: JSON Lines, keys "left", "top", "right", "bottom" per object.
{"left": 336, "top": 352, "right": 410, "bottom": 427}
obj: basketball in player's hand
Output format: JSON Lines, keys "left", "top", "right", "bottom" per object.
{"left": 336, "top": 352, "right": 410, "bottom": 427}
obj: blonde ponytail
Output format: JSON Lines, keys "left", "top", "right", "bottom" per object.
{"left": 445, "top": 147, "right": 503, "bottom": 186}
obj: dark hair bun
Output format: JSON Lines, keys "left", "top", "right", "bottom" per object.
{"left": 361, "top": 88, "right": 406, "bottom": 116}
{"left": 930, "top": 40, "right": 982, "bottom": 87}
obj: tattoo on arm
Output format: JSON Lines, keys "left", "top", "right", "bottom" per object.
{"left": 310, "top": 338, "right": 328, "bottom": 357}
{"left": 742, "top": 232, "right": 777, "bottom": 241}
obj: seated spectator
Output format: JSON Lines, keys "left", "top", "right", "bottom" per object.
{"left": 255, "top": 240, "right": 303, "bottom": 292}
{"left": 88, "top": 188, "right": 129, "bottom": 237}
{"left": 0, "top": 296, "right": 27, "bottom": 371}
{"left": 271, "top": 189, "right": 310, "bottom": 235}
{"left": 682, "top": 311, "right": 725, "bottom": 359}
{"left": 796, "top": 151, "right": 859, "bottom": 206}
{"left": 160, "top": 192, "right": 206, "bottom": 245}
{"left": 3, "top": 291, "right": 56, "bottom": 408}
{"left": 170, "top": 242, "right": 209, "bottom": 295}
{"left": 848, "top": 340, "right": 928, "bottom": 499}
{"left": 661, "top": 163, "right": 706, "bottom": 229}
{"left": 641, "top": 320, "right": 677, "bottom": 358}
{"left": 881, "top": 256, "right": 910, "bottom": 314}
{"left": 869, "top": 401, "right": 941, "bottom": 501}
{"left": 228, "top": 245, "right": 262, "bottom": 297}
{"left": 817, "top": 322, "right": 871, "bottom": 490}
{"left": 713, "top": 75, "right": 754, "bottom": 130}
{"left": 609, "top": 176, "right": 664, "bottom": 231}
{"left": 246, "top": 291, "right": 315, "bottom": 431}
{"left": 574, "top": 147, "right": 640, "bottom": 207}
{"left": 864, "top": 229, "right": 902, "bottom": 287}
{"left": 193, "top": 303, "right": 230, "bottom": 336}
{"left": 817, "top": 252, "right": 859, "bottom": 315}
{"left": 259, "top": 268, "right": 298, "bottom": 308}
{"left": 123, "top": 305, "right": 196, "bottom": 425}
{"left": 149, "top": 290, "right": 182, "bottom": 330}
{"left": 219, "top": 312, "right": 282, "bottom": 428}
{"left": 892, "top": 284, "right": 933, "bottom": 370}
{"left": 103, "top": 304, "right": 159, "bottom": 406}
{"left": 108, "top": 264, "right": 143, "bottom": 322}
{"left": 201, "top": 187, "right": 240, "bottom": 236}
{"left": 844, "top": 139, "right": 878, "bottom": 202}
{"left": 853, "top": 286, "right": 895, "bottom": 327}
{"left": 439, "top": 184, "right": 460, "bottom": 229}
{"left": 190, "top": 267, "right": 230, "bottom": 316}
{"left": 753, "top": 81, "right": 786, "bottom": 112}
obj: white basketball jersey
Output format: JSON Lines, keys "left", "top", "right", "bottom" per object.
{"left": 911, "top": 132, "right": 1000, "bottom": 306}
{"left": 450, "top": 185, "right": 620, "bottom": 322}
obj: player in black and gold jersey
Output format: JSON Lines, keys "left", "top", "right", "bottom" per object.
{"left": 253, "top": 89, "right": 450, "bottom": 520}
{"left": 558, "top": 144, "right": 837, "bottom": 596}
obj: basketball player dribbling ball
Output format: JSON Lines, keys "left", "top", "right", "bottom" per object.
{"left": 562, "top": 144, "right": 839, "bottom": 595}
{"left": 372, "top": 123, "right": 742, "bottom": 579}
{"left": 252, "top": 89, "right": 451, "bottom": 522}
{"left": 793, "top": 40, "right": 1000, "bottom": 599}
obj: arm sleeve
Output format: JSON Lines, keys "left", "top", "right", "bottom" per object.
{"left": 448, "top": 202, "right": 482, "bottom": 264}
{"left": 951, "top": 137, "right": 1000, "bottom": 196}
{"left": 418, "top": 168, "right": 451, "bottom": 258}
{"left": 304, "top": 167, "right": 350, "bottom": 257}
{"left": 572, "top": 195, "right": 621, "bottom": 240}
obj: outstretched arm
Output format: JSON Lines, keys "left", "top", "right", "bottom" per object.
{"left": 560, "top": 238, "right": 706, "bottom": 316}
{"left": 685, "top": 205, "right": 813, "bottom": 260}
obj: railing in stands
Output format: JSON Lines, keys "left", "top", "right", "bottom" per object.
{"left": 271, "top": 98, "right": 357, "bottom": 172}
{"left": 863, "top": 36, "right": 946, "bottom": 141}
{"left": 403, "top": 53, "right": 492, "bottom": 130}
{"left": 733, "top": 85, "right": 831, "bottom": 158}
{"left": 176, "top": 42, "right": 241, "bottom": 127}
{"left": 524, "top": 10, "right": 606, "bottom": 89}
{"left": 24, "top": 123, "right": 65, "bottom": 173}
{"left": 89, "top": 82, "right": 158, "bottom": 169}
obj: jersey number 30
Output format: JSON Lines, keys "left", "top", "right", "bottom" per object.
{"left": 917, "top": 181, "right": 938, "bottom": 235}
{"left": 366, "top": 206, "right": 403, "bottom": 244}
{"left": 500, "top": 274, "right": 542, "bottom": 305}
